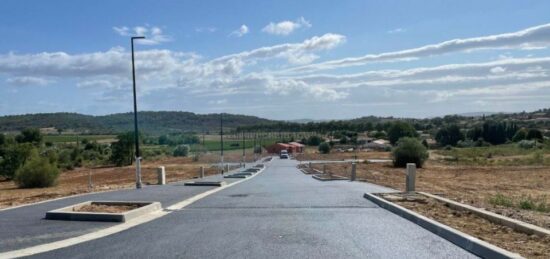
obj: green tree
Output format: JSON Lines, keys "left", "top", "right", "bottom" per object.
{"left": 526, "top": 129, "right": 543, "bottom": 141}
{"left": 15, "top": 128, "right": 42, "bottom": 145}
{"left": 512, "top": 129, "right": 527, "bottom": 142}
{"left": 173, "top": 145, "right": 190, "bottom": 157}
{"left": 391, "top": 137, "right": 429, "bottom": 168}
{"left": 14, "top": 151, "right": 60, "bottom": 188}
{"left": 435, "top": 125, "right": 464, "bottom": 146}
{"left": 387, "top": 122, "right": 417, "bottom": 145}
{"left": 318, "top": 142, "right": 331, "bottom": 154}
{"left": 0, "top": 143, "right": 34, "bottom": 179}
{"left": 307, "top": 135, "right": 322, "bottom": 146}
{"left": 110, "top": 132, "right": 135, "bottom": 166}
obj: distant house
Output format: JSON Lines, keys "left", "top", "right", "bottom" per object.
{"left": 288, "top": 142, "right": 305, "bottom": 153}
{"left": 365, "top": 139, "right": 391, "bottom": 150}
{"left": 266, "top": 142, "right": 305, "bottom": 154}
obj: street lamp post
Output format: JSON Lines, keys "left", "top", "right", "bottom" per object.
{"left": 131, "top": 36, "right": 145, "bottom": 189}
{"left": 242, "top": 131, "right": 245, "bottom": 167}
{"left": 220, "top": 113, "right": 224, "bottom": 174}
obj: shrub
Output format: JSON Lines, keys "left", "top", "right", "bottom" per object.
{"left": 173, "top": 145, "right": 190, "bottom": 157}
{"left": 110, "top": 132, "right": 135, "bottom": 166}
{"left": 254, "top": 145, "right": 262, "bottom": 154}
{"left": 318, "top": 142, "right": 331, "bottom": 154}
{"left": 15, "top": 128, "right": 42, "bottom": 145}
{"left": 14, "top": 152, "right": 60, "bottom": 188}
{"left": 517, "top": 140, "right": 536, "bottom": 149}
{"left": 488, "top": 194, "right": 514, "bottom": 207}
{"left": 391, "top": 137, "right": 429, "bottom": 168}
{"left": 387, "top": 122, "right": 418, "bottom": 145}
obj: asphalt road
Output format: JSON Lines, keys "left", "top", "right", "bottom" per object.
{"left": 15, "top": 158, "right": 476, "bottom": 258}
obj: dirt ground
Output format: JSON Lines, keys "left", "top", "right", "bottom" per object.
{"left": 308, "top": 154, "right": 550, "bottom": 230}
{"left": 295, "top": 147, "right": 390, "bottom": 161}
{"left": 74, "top": 204, "right": 140, "bottom": 213}
{"left": 0, "top": 150, "right": 250, "bottom": 209}
{"left": 382, "top": 193, "right": 550, "bottom": 259}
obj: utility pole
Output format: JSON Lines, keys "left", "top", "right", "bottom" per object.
{"left": 242, "top": 131, "right": 245, "bottom": 167}
{"left": 131, "top": 36, "right": 145, "bottom": 189}
{"left": 253, "top": 131, "right": 257, "bottom": 161}
{"left": 220, "top": 113, "right": 224, "bottom": 174}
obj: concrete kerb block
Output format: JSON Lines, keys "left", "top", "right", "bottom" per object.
{"left": 157, "top": 166, "right": 166, "bottom": 185}
{"left": 45, "top": 201, "right": 162, "bottom": 222}
{"left": 406, "top": 163, "right": 416, "bottom": 192}
{"left": 364, "top": 193, "right": 523, "bottom": 259}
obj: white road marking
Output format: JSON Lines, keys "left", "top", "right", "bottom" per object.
{"left": 0, "top": 165, "right": 268, "bottom": 259}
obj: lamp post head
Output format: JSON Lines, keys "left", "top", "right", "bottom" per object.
{"left": 131, "top": 36, "right": 146, "bottom": 41}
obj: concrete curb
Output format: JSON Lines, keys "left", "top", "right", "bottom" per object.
{"left": 184, "top": 181, "right": 227, "bottom": 187}
{"left": 311, "top": 174, "right": 349, "bottom": 181}
{"left": 420, "top": 192, "right": 550, "bottom": 238}
{"left": 364, "top": 193, "right": 524, "bottom": 259}
{"left": 45, "top": 201, "right": 162, "bottom": 222}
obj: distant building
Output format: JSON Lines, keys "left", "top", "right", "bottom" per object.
{"left": 266, "top": 142, "right": 305, "bottom": 154}
{"left": 365, "top": 139, "right": 391, "bottom": 150}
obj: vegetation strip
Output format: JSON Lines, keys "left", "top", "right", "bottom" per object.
{"left": 0, "top": 165, "right": 266, "bottom": 258}
{"left": 364, "top": 193, "right": 523, "bottom": 259}
{"left": 419, "top": 192, "right": 550, "bottom": 237}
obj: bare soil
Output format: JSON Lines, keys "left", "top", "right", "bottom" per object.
{"left": 74, "top": 203, "right": 141, "bottom": 213}
{"left": 0, "top": 151, "right": 250, "bottom": 209}
{"left": 311, "top": 159, "right": 550, "bottom": 230}
{"left": 380, "top": 193, "right": 550, "bottom": 259}
{"left": 294, "top": 147, "right": 390, "bottom": 161}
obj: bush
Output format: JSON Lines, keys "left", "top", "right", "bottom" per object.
{"left": 173, "top": 145, "right": 190, "bottom": 157}
{"left": 318, "top": 142, "right": 331, "bottom": 154}
{"left": 517, "top": 140, "right": 537, "bottom": 149}
{"left": 391, "top": 137, "right": 429, "bottom": 168}
{"left": 14, "top": 152, "right": 60, "bottom": 188}
{"left": 254, "top": 145, "right": 262, "bottom": 154}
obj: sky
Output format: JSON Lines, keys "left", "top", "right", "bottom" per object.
{"left": 1, "top": 0, "right": 550, "bottom": 120}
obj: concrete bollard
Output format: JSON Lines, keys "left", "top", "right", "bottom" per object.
{"left": 225, "top": 164, "right": 229, "bottom": 173}
{"left": 157, "top": 166, "right": 166, "bottom": 185}
{"left": 351, "top": 162, "right": 357, "bottom": 181}
{"left": 308, "top": 162, "right": 312, "bottom": 168}
{"left": 406, "top": 163, "right": 416, "bottom": 192}
{"left": 200, "top": 166, "right": 204, "bottom": 178}
{"left": 323, "top": 164, "right": 327, "bottom": 174}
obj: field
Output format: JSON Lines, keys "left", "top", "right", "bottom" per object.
{"left": 0, "top": 149, "right": 253, "bottom": 209}
{"left": 304, "top": 147, "right": 550, "bottom": 230}
{"left": 191, "top": 138, "right": 279, "bottom": 152}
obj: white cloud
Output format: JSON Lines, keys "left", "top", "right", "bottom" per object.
{"left": 113, "top": 25, "right": 172, "bottom": 45}
{"left": 195, "top": 27, "right": 217, "bottom": 33}
{"left": 387, "top": 28, "right": 406, "bottom": 34}
{"left": 490, "top": 66, "right": 506, "bottom": 74}
{"left": 291, "top": 23, "right": 550, "bottom": 72}
{"left": 262, "top": 17, "right": 311, "bottom": 36}
{"left": 229, "top": 24, "right": 249, "bottom": 37}
{"left": 6, "top": 76, "right": 52, "bottom": 86}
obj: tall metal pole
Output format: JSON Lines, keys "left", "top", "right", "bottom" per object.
{"left": 131, "top": 36, "right": 145, "bottom": 189}
{"left": 220, "top": 113, "right": 224, "bottom": 174}
{"left": 242, "top": 131, "right": 245, "bottom": 166}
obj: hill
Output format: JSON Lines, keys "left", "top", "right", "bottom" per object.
{"left": 0, "top": 112, "right": 277, "bottom": 134}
